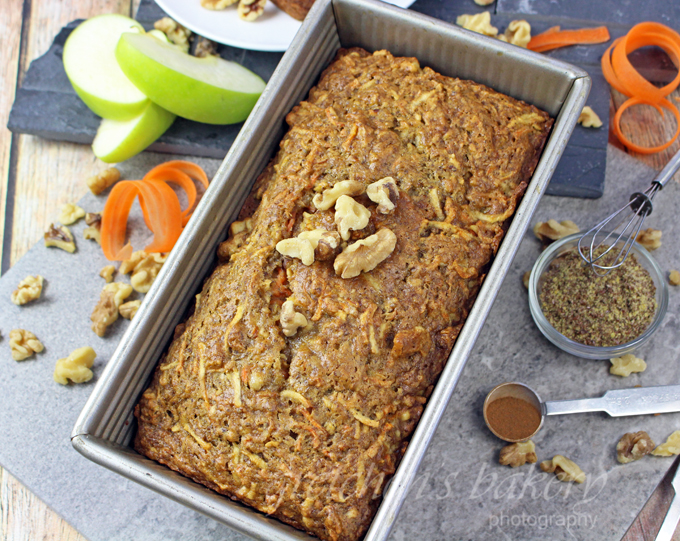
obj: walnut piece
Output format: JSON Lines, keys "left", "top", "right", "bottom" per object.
{"left": 83, "top": 212, "right": 102, "bottom": 244}
{"left": 119, "top": 251, "right": 167, "bottom": 293}
{"left": 11, "top": 275, "right": 44, "bottom": 305}
{"left": 280, "top": 299, "right": 308, "bottom": 337}
{"left": 194, "top": 36, "right": 218, "bottom": 58}
{"left": 334, "top": 228, "right": 397, "bottom": 279}
{"left": 119, "top": 300, "right": 142, "bottom": 320}
{"left": 44, "top": 224, "right": 76, "bottom": 253}
{"left": 498, "top": 20, "right": 531, "bottom": 48}
{"left": 610, "top": 354, "right": 646, "bottom": 377}
{"left": 522, "top": 271, "right": 531, "bottom": 289}
{"left": 617, "top": 431, "right": 655, "bottom": 464}
{"left": 474, "top": 0, "right": 495, "bottom": 5}
{"left": 540, "top": 455, "right": 586, "bottom": 483}
{"left": 367, "top": 177, "right": 399, "bottom": 214}
{"left": 334, "top": 195, "right": 371, "bottom": 241}
{"left": 652, "top": 430, "right": 680, "bottom": 457}
{"left": 313, "top": 180, "right": 364, "bottom": 211}
{"left": 636, "top": 228, "right": 662, "bottom": 250}
{"left": 218, "top": 217, "right": 254, "bottom": 261}
{"left": 298, "top": 229, "right": 341, "bottom": 261}
{"left": 276, "top": 238, "right": 315, "bottom": 266}
{"left": 9, "top": 329, "right": 44, "bottom": 361}
{"left": 201, "top": 0, "right": 238, "bottom": 9}
{"left": 87, "top": 168, "right": 120, "bottom": 195}
{"left": 100, "top": 265, "right": 115, "bottom": 283}
{"left": 499, "top": 440, "right": 537, "bottom": 467}
{"left": 91, "top": 282, "right": 133, "bottom": 337}
{"left": 456, "top": 12, "right": 498, "bottom": 37}
{"left": 533, "top": 219, "right": 579, "bottom": 243}
{"left": 53, "top": 346, "right": 96, "bottom": 385}
{"left": 238, "top": 0, "right": 266, "bottom": 21}
{"left": 578, "top": 106, "right": 603, "bottom": 128}
{"left": 154, "top": 17, "right": 192, "bottom": 52}
{"left": 670, "top": 270, "right": 680, "bottom": 286}
{"left": 59, "top": 203, "right": 86, "bottom": 225}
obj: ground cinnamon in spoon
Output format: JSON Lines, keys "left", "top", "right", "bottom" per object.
{"left": 486, "top": 396, "right": 541, "bottom": 441}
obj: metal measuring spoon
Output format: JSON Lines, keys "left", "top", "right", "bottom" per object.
{"left": 483, "top": 381, "right": 680, "bottom": 442}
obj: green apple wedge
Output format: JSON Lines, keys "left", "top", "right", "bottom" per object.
{"left": 63, "top": 14, "right": 150, "bottom": 121}
{"left": 92, "top": 101, "right": 176, "bottom": 163}
{"left": 116, "top": 32, "right": 266, "bottom": 125}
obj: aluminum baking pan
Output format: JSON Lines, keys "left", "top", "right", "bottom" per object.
{"left": 72, "top": 0, "right": 590, "bottom": 539}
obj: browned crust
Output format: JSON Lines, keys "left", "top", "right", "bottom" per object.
{"left": 135, "top": 48, "right": 552, "bottom": 541}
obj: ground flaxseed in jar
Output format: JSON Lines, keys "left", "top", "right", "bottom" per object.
{"left": 539, "top": 248, "right": 657, "bottom": 347}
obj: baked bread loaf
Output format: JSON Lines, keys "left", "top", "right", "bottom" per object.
{"left": 135, "top": 48, "right": 552, "bottom": 541}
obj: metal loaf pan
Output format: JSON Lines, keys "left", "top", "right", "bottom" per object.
{"left": 72, "top": 0, "right": 590, "bottom": 539}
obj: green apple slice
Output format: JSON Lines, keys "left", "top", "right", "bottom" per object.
{"left": 116, "top": 32, "right": 266, "bottom": 125}
{"left": 63, "top": 14, "right": 150, "bottom": 121}
{"left": 92, "top": 101, "right": 176, "bottom": 163}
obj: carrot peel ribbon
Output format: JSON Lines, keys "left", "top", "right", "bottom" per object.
{"left": 100, "top": 161, "right": 209, "bottom": 261}
{"left": 527, "top": 26, "right": 610, "bottom": 53}
{"left": 602, "top": 22, "right": 680, "bottom": 154}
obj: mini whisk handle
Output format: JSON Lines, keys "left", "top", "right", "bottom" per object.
{"left": 654, "top": 147, "right": 680, "bottom": 189}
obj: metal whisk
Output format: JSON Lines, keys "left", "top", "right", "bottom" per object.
{"left": 578, "top": 148, "right": 680, "bottom": 276}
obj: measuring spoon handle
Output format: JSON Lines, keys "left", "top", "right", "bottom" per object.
{"left": 545, "top": 385, "right": 680, "bottom": 418}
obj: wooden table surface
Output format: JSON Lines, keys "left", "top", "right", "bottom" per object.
{"left": 1, "top": 1, "right": 680, "bottom": 540}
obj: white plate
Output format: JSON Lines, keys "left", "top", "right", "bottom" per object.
{"left": 155, "top": 0, "right": 416, "bottom": 52}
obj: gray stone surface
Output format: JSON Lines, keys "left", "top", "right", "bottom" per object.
{"left": 0, "top": 145, "right": 679, "bottom": 541}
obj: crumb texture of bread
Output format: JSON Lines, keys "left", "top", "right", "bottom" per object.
{"left": 135, "top": 48, "right": 552, "bottom": 541}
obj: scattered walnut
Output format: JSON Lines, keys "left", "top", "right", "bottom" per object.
{"left": 238, "top": 0, "right": 266, "bottom": 21}
{"left": 610, "top": 354, "right": 647, "bottom": 377}
{"left": 119, "top": 300, "right": 142, "bottom": 320}
{"left": 367, "top": 177, "right": 399, "bottom": 214}
{"left": 11, "top": 275, "right": 44, "bottom": 305}
{"left": 474, "top": 0, "right": 495, "bottom": 5}
{"left": 44, "top": 224, "right": 76, "bottom": 253}
{"left": 53, "top": 346, "right": 96, "bottom": 385}
{"left": 636, "top": 228, "right": 662, "bottom": 251}
{"left": 653, "top": 431, "right": 680, "bottom": 457}
{"left": 276, "top": 238, "right": 315, "bottom": 266}
{"left": 334, "top": 195, "right": 371, "bottom": 241}
{"left": 456, "top": 12, "right": 498, "bottom": 37}
{"left": 154, "top": 17, "right": 192, "bottom": 52}
{"left": 298, "top": 229, "right": 341, "bottom": 261}
{"left": 312, "top": 180, "right": 364, "bottom": 211}
{"left": 670, "top": 270, "right": 680, "bottom": 286}
{"left": 498, "top": 20, "right": 531, "bottom": 48}
{"left": 201, "top": 0, "right": 238, "bottom": 9}
{"left": 119, "top": 251, "right": 167, "bottom": 293}
{"left": 334, "top": 228, "right": 397, "bottom": 279}
{"left": 193, "top": 36, "right": 218, "bottom": 58}
{"left": 499, "top": 440, "right": 537, "bottom": 467}
{"left": 100, "top": 265, "right": 115, "bottom": 283}
{"left": 83, "top": 212, "right": 102, "bottom": 244}
{"left": 280, "top": 299, "right": 308, "bottom": 337}
{"left": 578, "top": 106, "right": 603, "bottom": 128}
{"left": 9, "top": 329, "right": 44, "bottom": 361}
{"left": 540, "top": 455, "right": 586, "bottom": 483}
{"left": 617, "top": 431, "right": 655, "bottom": 464}
{"left": 533, "top": 219, "right": 579, "bottom": 243}
{"left": 91, "top": 282, "right": 133, "bottom": 337}
{"left": 87, "top": 168, "right": 120, "bottom": 195}
{"left": 522, "top": 271, "right": 531, "bottom": 289}
{"left": 59, "top": 203, "right": 86, "bottom": 225}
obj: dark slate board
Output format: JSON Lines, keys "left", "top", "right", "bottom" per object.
{"left": 9, "top": 0, "right": 614, "bottom": 197}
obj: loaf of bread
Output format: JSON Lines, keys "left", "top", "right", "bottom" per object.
{"left": 135, "top": 48, "right": 552, "bottom": 541}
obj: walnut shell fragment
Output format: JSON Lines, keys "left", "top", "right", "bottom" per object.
{"left": 540, "top": 455, "right": 586, "bottom": 483}
{"left": 334, "top": 228, "right": 397, "bottom": 279}
{"left": 617, "top": 431, "right": 655, "bottom": 464}
{"left": 499, "top": 440, "right": 537, "bottom": 467}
